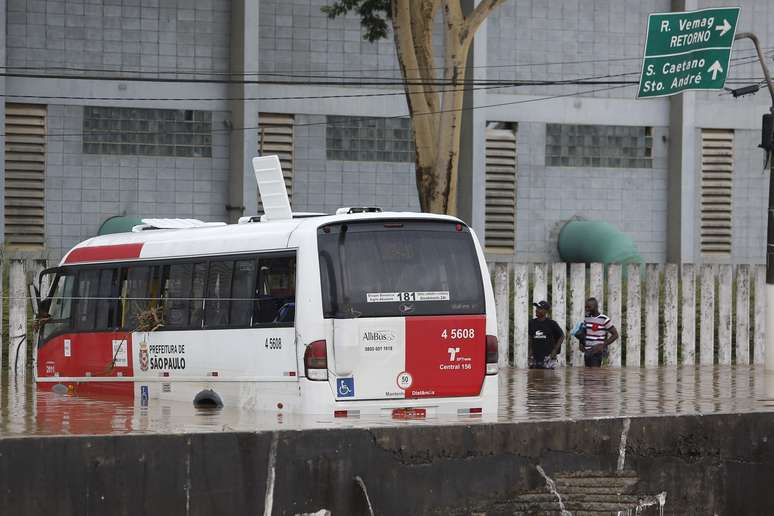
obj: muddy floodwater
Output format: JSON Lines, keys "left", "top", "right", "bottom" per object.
{"left": 2, "top": 365, "right": 774, "bottom": 437}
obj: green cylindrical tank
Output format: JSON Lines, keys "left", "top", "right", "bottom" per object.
{"left": 97, "top": 216, "right": 144, "bottom": 236}
{"left": 558, "top": 220, "right": 643, "bottom": 265}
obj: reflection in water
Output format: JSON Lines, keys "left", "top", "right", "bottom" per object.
{"left": 501, "top": 365, "right": 774, "bottom": 422}
{"left": 2, "top": 365, "right": 774, "bottom": 437}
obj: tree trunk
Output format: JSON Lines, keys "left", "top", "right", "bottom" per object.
{"left": 431, "top": 51, "right": 468, "bottom": 215}
{"left": 392, "top": 0, "right": 440, "bottom": 213}
{"left": 392, "top": 0, "right": 505, "bottom": 215}
{"left": 428, "top": 63, "right": 466, "bottom": 215}
{"left": 429, "top": 0, "right": 468, "bottom": 215}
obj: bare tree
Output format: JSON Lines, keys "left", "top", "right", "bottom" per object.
{"left": 322, "top": 0, "right": 506, "bottom": 214}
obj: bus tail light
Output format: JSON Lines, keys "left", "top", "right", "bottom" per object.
{"left": 486, "top": 335, "right": 499, "bottom": 375}
{"left": 334, "top": 409, "right": 360, "bottom": 418}
{"left": 304, "top": 340, "right": 328, "bottom": 381}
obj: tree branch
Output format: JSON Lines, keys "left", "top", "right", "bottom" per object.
{"left": 392, "top": 0, "right": 439, "bottom": 209}
{"left": 444, "top": 0, "right": 465, "bottom": 39}
{"left": 392, "top": 0, "right": 430, "bottom": 112}
{"left": 409, "top": 0, "right": 441, "bottom": 114}
{"left": 441, "top": 0, "right": 465, "bottom": 80}
{"left": 461, "top": 0, "right": 506, "bottom": 43}
{"left": 427, "top": 0, "right": 469, "bottom": 214}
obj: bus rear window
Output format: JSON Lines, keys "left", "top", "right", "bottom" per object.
{"left": 318, "top": 221, "right": 485, "bottom": 318}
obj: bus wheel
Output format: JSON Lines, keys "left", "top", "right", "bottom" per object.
{"left": 52, "top": 383, "right": 68, "bottom": 394}
{"left": 193, "top": 389, "right": 223, "bottom": 409}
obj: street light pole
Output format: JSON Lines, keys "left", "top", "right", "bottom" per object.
{"left": 734, "top": 33, "right": 774, "bottom": 370}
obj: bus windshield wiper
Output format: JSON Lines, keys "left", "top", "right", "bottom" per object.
{"left": 339, "top": 304, "right": 362, "bottom": 318}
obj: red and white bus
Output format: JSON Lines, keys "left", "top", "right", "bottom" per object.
{"left": 33, "top": 157, "right": 499, "bottom": 417}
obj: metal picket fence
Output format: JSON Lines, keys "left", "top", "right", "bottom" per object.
{"left": 488, "top": 262, "right": 766, "bottom": 368}
{"left": 2, "top": 257, "right": 767, "bottom": 376}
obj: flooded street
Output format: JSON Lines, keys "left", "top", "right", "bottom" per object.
{"left": 2, "top": 365, "right": 773, "bottom": 437}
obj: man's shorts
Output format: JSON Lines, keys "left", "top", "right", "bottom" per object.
{"left": 583, "top": 350, "right": 606, "bottom": 367}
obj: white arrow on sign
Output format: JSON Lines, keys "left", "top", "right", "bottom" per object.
{"left": 708, "top": 60, "right": 724, "bottom": 80}
{"left": 715, "top": 19, "right": 732, "bottom": 37}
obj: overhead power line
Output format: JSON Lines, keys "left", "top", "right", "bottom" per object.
{"left": 0, "top": 57, "right": 669, "bottom": 76}
{"left": 0, "top": 69, "right": 765, "bottom": 103}
{"left": 0, "top": 46, "right": 770, "bottom": 77}
{"left": 1, "top": 60, "right": 767, "bottom": 137}
{"left": 0, "top": 69, "right": 764, "bottom": 91}
{"left": 0, "top": 70, "right": 645, "bottom": 103}
{"left": 2, "top": 78, "right": 764, "bottom": 103}
{"left": 2, "top": 83, "right": 636, "bottom": 140}
{"left": 0, "top": 52, "right": 765, "bottom": 134}
{"left": 0, "top": 70, "right": 645, "bottom": 86}
{"left": 0, "top": 47, "right": 769, "bottom": 86}
{"left": 2, "top": 83, "right": 510, "bottom": 102}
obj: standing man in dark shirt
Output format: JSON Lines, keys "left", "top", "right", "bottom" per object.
{"left": 529, "top": 300, "right": 564, "bottom": 369}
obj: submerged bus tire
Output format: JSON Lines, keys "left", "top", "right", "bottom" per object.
{"left": 193, "top": 389, "right": 223, "bottom": 409}
{"left": 52, "top": 383, "right": 68, "bottom": 395}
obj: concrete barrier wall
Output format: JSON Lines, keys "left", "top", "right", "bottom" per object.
{"left": 2, "top": 412, "right": 774, "bottom": 515}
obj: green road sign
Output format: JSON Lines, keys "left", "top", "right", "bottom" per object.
{"left": 640, "top": 48, "right": 731, "bottom": 97}
{"left": 638, "top": 7, "right": 740, "bottom": 98}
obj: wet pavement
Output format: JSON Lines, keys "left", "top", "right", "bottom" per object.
{"left": 2, "top": 365, "right": 774, "bottom": 437}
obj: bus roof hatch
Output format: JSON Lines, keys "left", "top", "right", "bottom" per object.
{"left": 252, "top": 155, "right": 292, "bottom": 222}
{"left": 131, "top": 219, "right": 226, "bottom": 231}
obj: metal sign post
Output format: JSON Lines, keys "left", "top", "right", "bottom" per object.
{"left": 730, "top": 33, "right": 774, "bottom": 371}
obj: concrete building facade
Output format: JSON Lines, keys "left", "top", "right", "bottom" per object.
{"left": 2, "top": 0, "right": 773, "bottom": 264}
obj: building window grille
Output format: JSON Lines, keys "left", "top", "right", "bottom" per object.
{"left": 545, "top": 124, "right": 653, "bottom": 168}
{"left": 258, "top": 113, "right": 295, "bottom": 211}
{"left": 700, "top": 128, "right": 734, "bottom": 257}
{"left": 326, "top": 116, "right": 414, "bottom": 162}
{"left": 83, "top": 107, "right": 212, "bottom": 157}
{"left": 4, "top": 103, "right": 47, "bottom": 249}
{"left": 484, "top": 123, "right": 517, "bottom": 253}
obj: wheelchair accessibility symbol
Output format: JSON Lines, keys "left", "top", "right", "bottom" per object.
{"left": 337, "top": 378, "right": 355, "bottom": 398}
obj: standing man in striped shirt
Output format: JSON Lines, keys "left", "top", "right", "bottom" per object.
{"left": 581, "top": 297, "right": 619, "bottom": 367}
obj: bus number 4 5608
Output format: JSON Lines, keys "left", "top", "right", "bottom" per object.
{"left": 441, "top": 328, "right": 475, "bottom": 340}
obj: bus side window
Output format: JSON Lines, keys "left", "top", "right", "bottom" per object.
{"left": 205, "top": 261, "right": 233, "bottom": 328}
{"left": 253, "top": 255, "right": 296, "bottom": 326}
{"left": 230, "top": 259, "right": 257, "bottom": 327}
{"left": 148, "top": 266, "right": 162, "bottom": 311}
{"left": 189, "top": 262, "right": 207, "bottom": 329}
{"left": 164, "top": 263, "right": 193, "bottom": 328}
{"left": 74, "top": 269, "right": 100, "bottom": 330}
{"left": 43, "top": 273, "right": 76, "bottom": 340}
{"left": 121, "top": 266, "right": 150, "bottom": 330}
{"left": 95, "top": 268, "right": 120, "bottom": 330}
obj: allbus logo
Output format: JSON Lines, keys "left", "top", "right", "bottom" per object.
{"left": 362, "top": 330, "right": 396, "bottom": 342}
